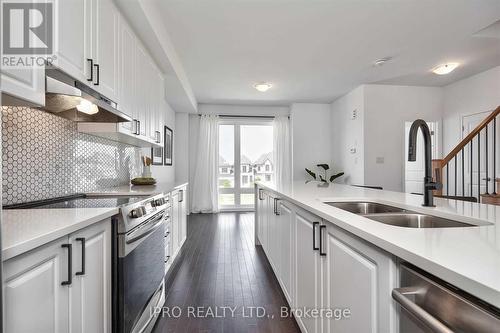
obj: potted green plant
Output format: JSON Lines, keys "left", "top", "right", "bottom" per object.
{"left": 305, "top": 164, "right": 344, "bottom": 187}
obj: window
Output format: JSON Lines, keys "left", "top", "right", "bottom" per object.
{"left": 265, "top": 164, "right": 270, "bottom": 172}
{"left": 218, "top": 120, "right": 273, "bottom": 209}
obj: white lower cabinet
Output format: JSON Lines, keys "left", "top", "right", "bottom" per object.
{"left": 3, "top": 219, "right": 111, "bottom": 333}
{"left": 255, "top": 187, "right": 398, "bottom": 333}
{"left": 294, "top": 207, "right": 322, "bottom": 333}
{"left": 169, "top": 185, "right": 188, "bottom": 265}
{"left": 321, "top": 223, "right": 397, "bottom": 333}
{"left": 4, "top": 237, "right": 70, "bottom": 333}
{"left": 69, "top": 220, "right": 112, "bottom": 333}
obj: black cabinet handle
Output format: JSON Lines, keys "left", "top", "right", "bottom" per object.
{"left": 179, "top": 190, "right": 184, "bottom": 202}
{"left": 61, "top": 244, "right": 72, "bottom": 286}
{"left": 319, "top": 225, "right": 326, "bottom": 256}
{"left": 93, "top": 64, "right": 100, "bottom": 85}
{"left": 312, "top": 222, "right": 319, "bottom": 251}
{"left": 258, "top": 189, "right": 264, "bottom": 201}
{"left": 75, "top": 238, "right": 86, "bottom": 276}
{"left": 87, "top": 59, "right": 93, "bottom": 82}
{"left": 273, "top": 198, "right": 281, "bottom": 215}
{"left": 136, "top": 120, "right": 141, "bottom": 135}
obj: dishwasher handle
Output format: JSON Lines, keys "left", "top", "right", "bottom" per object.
{"left": 392, "top": 287, "right": 455, "bottom": 333}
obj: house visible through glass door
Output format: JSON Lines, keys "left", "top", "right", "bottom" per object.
{"left": 218, "top": 120, "right": 273, "bottom": 210}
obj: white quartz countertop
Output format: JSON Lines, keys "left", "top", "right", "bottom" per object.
{"left": 88, "top": 181, "right": 188, "bottom": 196}
{"left": 2, "top": 208, "right": 118, "bottom": 261}
{"left": 257, "top": 181, "right": 500, "bottom": 309}
{"left": 2, "top": 181, "right": 188, "bottom": 261}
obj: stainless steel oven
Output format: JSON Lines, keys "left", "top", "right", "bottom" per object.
{"left": 393, "top": 263, "right": 500, "bottom": 333}
{"left": 114, "top": 194, "right": 168, "bottom": 333}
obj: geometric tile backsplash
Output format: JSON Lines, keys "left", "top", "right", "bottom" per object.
{"left": 2, "top": 106, "right": 143, "bottom": 205}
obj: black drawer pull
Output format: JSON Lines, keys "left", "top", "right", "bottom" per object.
{"left": 61, "top": 244, "right": 72, "bottom": 286}
{"left": 93, "top": 63, "right": 100, "bottom": 85}
{"left": 319, "top": 225, "right": 326, "bottom": 256}
{"left": 87, "top": 58, "right": 93, "bottom": 81}
{"left": 75, "top": 238, "right": 86, "bottom": 276}
{"left": 312, "top": 222, "right": 319, "bottom": 251}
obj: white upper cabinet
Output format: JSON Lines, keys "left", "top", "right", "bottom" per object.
{"left": 93, "top": 0, "right": 120, "bottom": 101}
{"left": 1, "top": 67, "right": 46, "bottom": 106}
{"left": 118, "top": 17, "right": 136, "bottom": 133}
{"left": 53, "top": 0, "right": 92, "bottom": 83}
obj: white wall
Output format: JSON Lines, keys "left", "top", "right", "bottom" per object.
{"left": 363, "top": 85, "right": 443, "bottom": 191}
{"left": 174, "top": 112, "right": 189, "bottom": 183}
{"left": 331, "top": 84, "right": 443, "bottom": 192}
{"left": 443, "top": 66, "right": 500, "bottom": 156}
{"left": 144, "top": 100, "right": 176, "bottom": 183}
{"left": 198, "top": 104, "right": 289, "bottom": 117}
{"left": 291, "top": 103, "right": 333, "bottom": 181}
{"left": 331, "top": 86, "right": 365, "bottom": 185}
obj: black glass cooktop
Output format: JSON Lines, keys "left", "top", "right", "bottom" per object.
{"left": 3, "top": 194, "right": 147, "bottom": 209}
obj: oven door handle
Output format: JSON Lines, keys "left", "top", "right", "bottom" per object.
{"left": 126, "top": 215, "right": 164, "bottom": 245}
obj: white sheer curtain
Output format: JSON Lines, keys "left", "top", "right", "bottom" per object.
{"left": 191, "top": 114, "right": 219, "bottom": 213}
{"left": 273, "top": 116, "right": 292, "bottom": 190}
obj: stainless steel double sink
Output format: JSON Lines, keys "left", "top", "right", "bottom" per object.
{"left": 324, "top": 202, "right": 478, "bottom": 228}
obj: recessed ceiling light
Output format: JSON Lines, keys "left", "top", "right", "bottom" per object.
{"left": 373, "top": 57, "right": 392, "bottom": 66}
{"left": 432, "top": 63, "right": 459, "bottom": 75}
{"left": 253, "top": 82, "right": 273, "bottom": 92}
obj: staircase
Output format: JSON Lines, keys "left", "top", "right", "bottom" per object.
{"left": 433, "top": 105, "right": 500, "bottom": 205}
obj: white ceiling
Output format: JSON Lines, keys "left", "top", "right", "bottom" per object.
{"left": 156, "top": 0, "right": 500, "bottom": 105}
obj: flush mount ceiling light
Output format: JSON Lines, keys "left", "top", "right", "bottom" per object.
{"left": 432, "top": 63, "right": 459, "bottom": 75}
{"left": 253, "top": 82, "right": 273, "bottom": 92}
{"left": 373, "top": 57, "right": 392, "bottom": 66}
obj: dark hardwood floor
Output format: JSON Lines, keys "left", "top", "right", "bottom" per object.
{"left": 152, "top": 212, "right": 301, "bottom": 333}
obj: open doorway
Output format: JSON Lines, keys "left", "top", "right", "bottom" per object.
{"left": 218, "top": 118, "right": 273, "bottom": 210}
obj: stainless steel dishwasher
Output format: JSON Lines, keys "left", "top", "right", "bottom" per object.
{"left": 393, "top": 264, "right": 500, "bottom": 333}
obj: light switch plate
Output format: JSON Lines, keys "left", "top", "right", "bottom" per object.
{"left": 376, "top": 157, "right": 385, "bottom": 164}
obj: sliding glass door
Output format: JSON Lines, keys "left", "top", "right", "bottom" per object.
{"left": 218, "top": 119, "right": 273, "bottom": 210}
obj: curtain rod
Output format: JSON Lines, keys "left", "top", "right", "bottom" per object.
{"left": 197, "top": 114, "right": 289, "bottom": 119}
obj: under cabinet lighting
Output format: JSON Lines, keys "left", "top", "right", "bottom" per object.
{"left": 76, "top": 99, "right": 99, "bottom": 115}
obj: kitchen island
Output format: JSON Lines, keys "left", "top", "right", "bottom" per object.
{"left": 255, "top": 181, "right": 500, "bottom": 332}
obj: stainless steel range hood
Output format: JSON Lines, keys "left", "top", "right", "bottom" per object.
{"left": 40, "top": 68, "right": 132, "bottom": 123}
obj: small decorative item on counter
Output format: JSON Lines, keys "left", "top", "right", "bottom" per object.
{"left": 131, "top": 177, "right": 156, "bottom": 185}
{"left": 132, "top": 156, "right": 156, "bottom": 185}
{"left": 305, "top": 163, "right": 344, "bottom": 187}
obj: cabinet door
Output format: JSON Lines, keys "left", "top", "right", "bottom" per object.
{"left": 1, "top": 67, "right": 45, "bottom": 105}
{"left": 69, "top": 219, "right": 112, "bottom": 333}
{"left": 171, "top": 191, "right": 180, "bottom": 255}
{"left": 278, "top": 200, "right": 294, "bottom": 304}
{"left": 118, "top": 17, "right": 136, "bottom": 133}
{"left": 322, "top": 223, "right": 397, "bottom": 333}
{"left": 179, "top": 187, "right": 187, "bottom": 244}
{"left": 135, "top": 44, "right": 149, "bottom": 136}
{"left": 294, "top": 208, "right": 321, "bottom": 333}
{"left": 4, "top": 237, "right": 70, "bottom": 333}
{"left": 53, "top": 0, "right": 91, "bottom": 83}
{"left": 93, "top": 0, "right": 119, "bottom": 100}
